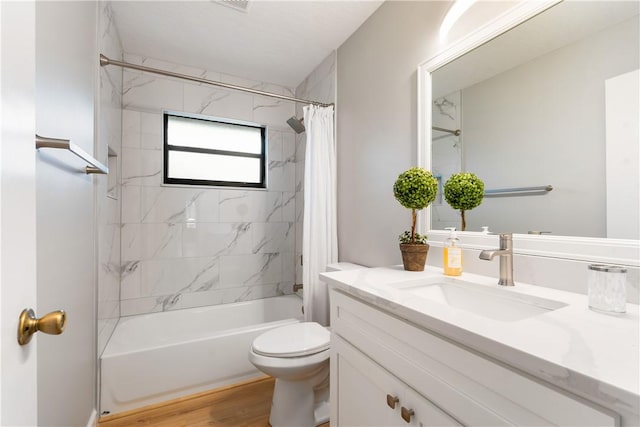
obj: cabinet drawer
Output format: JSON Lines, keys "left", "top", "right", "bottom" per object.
{"left": 331, "top": 289, "right": 618, "bottom": 427}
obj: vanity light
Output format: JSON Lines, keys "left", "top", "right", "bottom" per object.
{"left": 439, "top": 0, "right": 478, "bottom": 41}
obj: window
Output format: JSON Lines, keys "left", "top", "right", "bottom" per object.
{"left": 163, "top": 112, "right": 266, "bottom": 188}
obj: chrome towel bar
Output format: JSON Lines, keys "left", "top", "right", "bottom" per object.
{"left": 35, "top": 134, "right": 108, "bottom": 175}
{"left": 484, "top": 185, "right": 553, "bottom": 197}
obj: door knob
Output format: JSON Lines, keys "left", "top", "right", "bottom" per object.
{"left": 17, "top": 308, "right": 66, "bottom": 345}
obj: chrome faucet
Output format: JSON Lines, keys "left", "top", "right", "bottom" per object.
{"left": 479, "top": 233, "right": 514, "bottom": 286}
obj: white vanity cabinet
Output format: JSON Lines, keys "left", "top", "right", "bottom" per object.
{"left": 335, "top": 334, "right": 461, "bottom": 426}
{"left": 329, "top": 288, "right": 619, "bottom": 427}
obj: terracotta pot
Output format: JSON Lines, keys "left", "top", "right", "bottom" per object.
{"left": 399, "top": 243, "right": 430, "bottom": 271}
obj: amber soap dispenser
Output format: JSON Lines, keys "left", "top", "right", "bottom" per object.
{"left": 443, "top": 227, "right": 462, "bottom": 276}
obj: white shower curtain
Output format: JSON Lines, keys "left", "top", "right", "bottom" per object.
{"left": 302, "top": 105, "right": 337, "bottom": 326}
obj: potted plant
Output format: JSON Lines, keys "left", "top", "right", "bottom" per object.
{"left": 443, "top": 172, "right": 484, "bottom": 231}
{"left": 393, "top": 167, "right": 438, "bottom": 271}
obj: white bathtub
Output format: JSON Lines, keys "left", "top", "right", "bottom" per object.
{"left": 100, "top": 295, "right": 303, "bottom": 415}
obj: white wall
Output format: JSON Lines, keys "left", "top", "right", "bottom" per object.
{"left": 119, "top": 54, "right": 298, "bottom": 316}
{"left": 461, "top": 16, "right": 639, "bottom": 236}
{"left": 35, "top": 2, "right": 98, "bottom": 425}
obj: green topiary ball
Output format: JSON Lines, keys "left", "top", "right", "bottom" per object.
{"left": 443, "top": 172, "right": 484, "bottom": 210}
{"left": 393, "top": 167, "right": 438, "bottom": 210}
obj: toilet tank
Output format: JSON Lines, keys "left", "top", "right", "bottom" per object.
{"left": 325, "top": 262, "right": 366, "bottom": 272}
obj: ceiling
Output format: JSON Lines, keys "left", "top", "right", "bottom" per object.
{"left": 109, "top": 0, "right": 384, "bottom": 89}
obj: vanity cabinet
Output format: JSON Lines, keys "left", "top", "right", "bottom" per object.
{"left": 335, "top": 334, "right": 460, "bottom": 426}
{"left": 330, "top": 289, "right": 619, "bottom": 427}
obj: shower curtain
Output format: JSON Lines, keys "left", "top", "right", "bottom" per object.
{"left": 302, "top": 105, "right": 337, "bottom": 326}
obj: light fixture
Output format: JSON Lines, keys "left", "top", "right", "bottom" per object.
{"left": 439, "top": 0, "right": 478, "bottom": 41}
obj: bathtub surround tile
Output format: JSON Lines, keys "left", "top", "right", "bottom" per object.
{"left": 267, "top": 130, "right": 284, "bottom": 162}
{"left": 140, "top": 112, "right": 163, "bottom": 150}
{"left": 219, "top": 190, "right": 283, "bottom": 223}
{"left": 182, "top": 222, "right": 253, "bottom": 258}
{"left": 120, "top": 260, "right": 141, "bottom": 300}
{"left": 251, "top": 223, "right": 294, "bottom": 254}
{"left": 121, "top": 147, "right": 162, "bottom": 187}
{"left": 220, "top": 253, "right": 282, "bottom": 288}
{"left": 98, "top": 0, "right": 124, "bottom": 355}
{"left": 282, "top": 132, "right": 296, "bottom": 163}
{"left": 139, "top": 186, "right": 220, "bottom": 225}
{"left": 123, "top": 70, "right": 184, "bottom": 112}
{"left": 120, "top": 296, "right": 164, "bottom": 316}
{"left": 183, "top": 83, "right": 253, "bottom": 122}
{"left": 282, "top": 192, "right": 296, "bottom": 222}
{"left": 252, "top": 98, "right": 295, "bottom": 130}
{"left": 139, "top": 257, "right": 220, "bottom": 297}
{"left": 122, "top": 109, "right": 141, "bottom": 148}
{"left": 121, "top": 185, "right": 141, "bottom": 224}
{"left": 118, "top": 53, "right": 306, "bottom": 315}
{"left": 121, "top": 222, "right": 182, "bottom": 261}
{"left": 268, "top": 161, "right": 295, "bottom": 192}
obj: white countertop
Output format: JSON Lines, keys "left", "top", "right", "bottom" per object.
{"left": 321, "top": 266, "right": 640, "bottom": 418}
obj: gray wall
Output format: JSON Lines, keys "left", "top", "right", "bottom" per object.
{"left": 337, "top": 1, "right": 528, "bottom": 266}
{"left": 337, "top": 1, "right": 449, "bottom": 267}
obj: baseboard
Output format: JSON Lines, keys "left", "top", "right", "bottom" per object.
{"left": 86, "top": 409, "right": 98, "bottom": 427}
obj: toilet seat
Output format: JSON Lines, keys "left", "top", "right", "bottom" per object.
{"left": 252, "top": 322, "right": 330, "bottom": 358}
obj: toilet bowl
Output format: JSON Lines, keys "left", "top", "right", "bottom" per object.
{"left": 249, "top": 322, "right": 330, "bottom": 427}
{"left": 249, "top": 262, "right": 365, "bottom": 427}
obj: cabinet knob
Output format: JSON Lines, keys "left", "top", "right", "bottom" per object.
{"left": 386, "top": 394, "right": 399, "bottom": 409}
{"left": 401, "top": 406, "right": 414, "bottom": 423}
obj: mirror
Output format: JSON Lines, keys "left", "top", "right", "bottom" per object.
{"left": 428, "top": 1, "right": 639, "bottom": 239}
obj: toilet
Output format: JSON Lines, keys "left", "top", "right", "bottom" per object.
{"left": 248, "top": 262, "right": 365, "bottom": 427}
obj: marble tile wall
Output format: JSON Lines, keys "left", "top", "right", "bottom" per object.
{"left": 294, "top": 52, "right": 337, "bottom": 285}
{"left": 120, "top": 53, "right": 298, "bottom": 316}
{"left": 97, "top": 1, "right": 123, "bottom": 355}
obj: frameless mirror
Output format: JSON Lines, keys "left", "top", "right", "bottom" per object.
{"left": 429, "top": 1, "right": 639, "bottom": 239}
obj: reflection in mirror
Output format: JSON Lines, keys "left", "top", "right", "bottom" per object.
{"left": 430, "top": 1, "right": 639, "bottom": 239}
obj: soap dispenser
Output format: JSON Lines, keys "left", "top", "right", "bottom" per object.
{"left": 444, "top": 227, "right": 462, "bottom": 276}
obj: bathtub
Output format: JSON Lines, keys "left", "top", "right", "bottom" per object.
{"left": 100, "top": 295, "right": 303, "bottom": 415}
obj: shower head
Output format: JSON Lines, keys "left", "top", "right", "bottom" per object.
{"left": 286, "top": 116, "right": 305, "bottom": 134}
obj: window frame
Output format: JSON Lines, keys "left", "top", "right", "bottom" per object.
{"left": 163, "top": 111, "right": 267, "bottom": 189}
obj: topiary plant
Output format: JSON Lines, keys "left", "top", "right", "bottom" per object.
{"left": 443, "top": 172, "right": 484, "bottom": 231}
{"left": 393, "top": 167, "right": 438, "bottom": 244}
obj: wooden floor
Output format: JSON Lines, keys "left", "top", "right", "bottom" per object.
{"left": 98, "top": 377, "right": 330, "bottom": 427}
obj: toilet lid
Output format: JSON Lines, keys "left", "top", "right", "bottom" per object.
{"left": 252, "top": 322, "right": 330, "bottom": 357}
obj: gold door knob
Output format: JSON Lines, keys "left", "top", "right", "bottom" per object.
{"left": 401, "top": 406, "right": 414, "bottom": 423}
{"left": 17, "top": 308, "right": 66, "bottom": 345}
{"left": 386, "top": 394, "right": 399, "bottom": 409}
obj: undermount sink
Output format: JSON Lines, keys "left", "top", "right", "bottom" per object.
{"left": 394, "top": 278, "right": 568, "bottom": 322}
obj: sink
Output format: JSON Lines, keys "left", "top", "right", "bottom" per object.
{"left": 395, "top": 278, "right": 567, "bottom": 321}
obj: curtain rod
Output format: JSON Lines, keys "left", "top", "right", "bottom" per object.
{"left": 99, "top": 54, "right": 333, "bottom": 108}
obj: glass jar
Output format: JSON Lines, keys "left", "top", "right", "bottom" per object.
{"left": 587, "top": 264, "right": 627, "bottom": 314}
